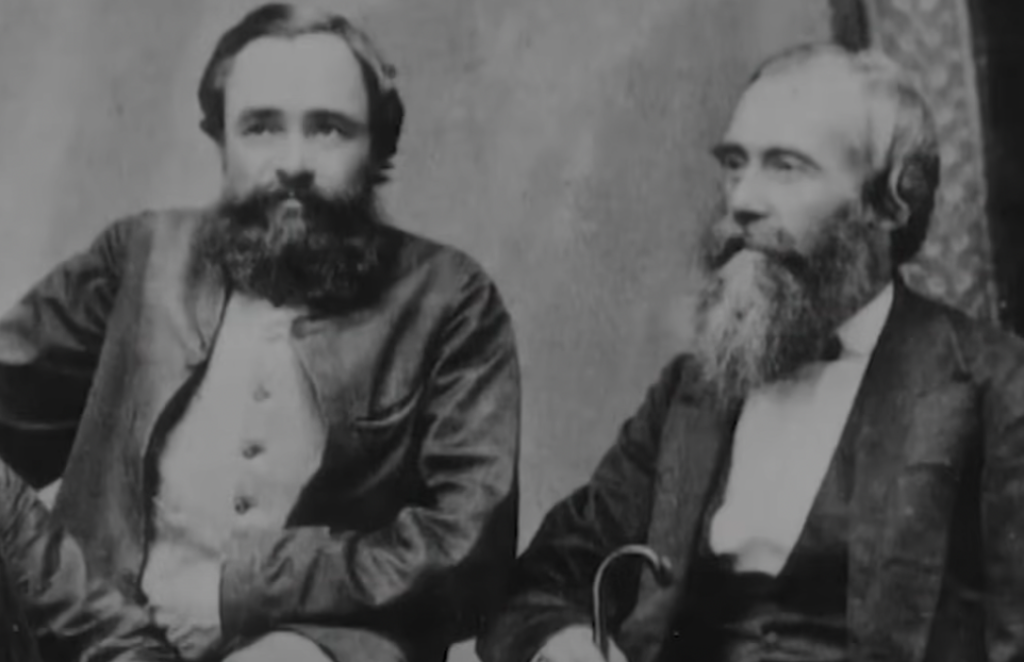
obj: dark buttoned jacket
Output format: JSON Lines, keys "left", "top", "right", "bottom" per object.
{"left": 0, "top": 209, "right": 521, "bottom": 661}
{"left": 480, "top": 284, "right": 1024, "bottom": 662}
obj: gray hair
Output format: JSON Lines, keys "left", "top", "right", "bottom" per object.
{"left": 751, "top": 43, "right": 940, "bottom": 266}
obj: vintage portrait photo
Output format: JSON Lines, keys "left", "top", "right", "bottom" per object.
{"left": 0, "top": 1, "right": 1020, "bottom": 661}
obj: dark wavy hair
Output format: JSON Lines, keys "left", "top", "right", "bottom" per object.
{"left": 197, "top": 3, "right": 405, "bottom": 184}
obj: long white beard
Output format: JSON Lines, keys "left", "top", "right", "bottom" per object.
{"left": 694, "top": 249, "right": 821, "bottom": 403}
{"left": 692, "top": 201, "right": 887, "bottom": 403}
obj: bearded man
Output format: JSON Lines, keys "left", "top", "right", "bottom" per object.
{"left": 478, "top": 43, "right": 1024, "bottom": 662}
{"left": 0, "top": 4, "right": 519, "bottom": 662}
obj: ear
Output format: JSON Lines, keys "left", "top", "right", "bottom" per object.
{"left": 878, "top": 162, "right": 912, "bottom": 231}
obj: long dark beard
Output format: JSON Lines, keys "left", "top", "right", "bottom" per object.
{"left": 199, "top": 181, "right": 396, "bottom": 312}
{"left": 693, "top": 204, "right": 885, "bottom": 404}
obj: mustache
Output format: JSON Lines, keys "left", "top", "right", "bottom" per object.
{"left": 260, "top": 182, "right": 321, "bottom": 205}
{"left": 226, "top": 181, "right": 346, "bottom": 226}
{"left": 707, "top": 233, "right": 810, "bottom": 279}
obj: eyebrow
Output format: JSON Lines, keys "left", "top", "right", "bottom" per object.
{"left": 305, "top": 109, "right": 368, "bottom": 134}
{"left": 236, "top": 107, "right": 282, "bottom": 125}
{"left": 762, "top": 146, "right": 819, "bottom": 169}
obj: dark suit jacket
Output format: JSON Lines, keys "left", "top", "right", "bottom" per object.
{"left": 479, "top": 283, "right": 1024, "bottom": 662}
{"left": 0, "top": 209, "right": 521, "bottom": 661}
{"left": 0, "top": 459, "right": 174, "bottom": 662}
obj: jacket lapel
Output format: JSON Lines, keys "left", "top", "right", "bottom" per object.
{"left": 186, "top": 255, "right": 228, "bottom": 367}
{"left": 847, "top": 284, "right": 972, "bottom": 662}
{"left": 139, "top": 221, "right": 228, "bottom": 459}
{"left": 621, "top": 284, "right": 971, "bottom": 662}
{"left": 618, "top": 382, "right": 737, "bottom": 662}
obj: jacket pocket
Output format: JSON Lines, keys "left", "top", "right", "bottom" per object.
{"left": 321, "top": 385, "right": 422, "bottom": 501}
{"left": 349, "top": 383, "right": 423, "bottom": 436}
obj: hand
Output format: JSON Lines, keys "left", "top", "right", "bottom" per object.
{"left": 148, "top": 562, "right": 223, "bottom": 661}
{"left": 533, "top": 625, "right": 628, "bottom": 662}
{"left": 153, "top": 609, "right": 221, "bottom": 661}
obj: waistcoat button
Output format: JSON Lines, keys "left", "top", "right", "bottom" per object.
{"left": 242, "top": 442, "right": 264, "bottom": 459}
{"left": 234, "top": 496, "right": 254, "bottom": 515}
{"left": 253, "top": 384, "right": 271, "bottom": 402}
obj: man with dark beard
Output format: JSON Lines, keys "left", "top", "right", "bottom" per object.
{"left": 478, "top": 43, "right": 1024, "bottom": 662}
{"left": 0, "top": 4, "right": 519, "bottom": 662}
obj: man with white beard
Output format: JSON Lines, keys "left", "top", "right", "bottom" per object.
{"left": 478, "top": 43, "right": 1024, "bottom": 662}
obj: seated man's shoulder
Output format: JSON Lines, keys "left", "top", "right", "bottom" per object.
{"left": 94, "top": 206, "right": 211, "bottom": 252}
{"left": 386, "top": 226, "right": 503, "bottom": 299}
{"left": 642, "top": 353, "right": 703, "bottom": 404}
{"left": 916, "top": 291, "right": 1024, "bottom": 384}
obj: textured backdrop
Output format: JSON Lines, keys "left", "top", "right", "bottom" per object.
{"left": 865, "top": 0, "right": 998, "bottom": 321}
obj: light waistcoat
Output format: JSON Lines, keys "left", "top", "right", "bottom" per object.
{"left": 141, "top": 293, "right": 327, "bottom": 604}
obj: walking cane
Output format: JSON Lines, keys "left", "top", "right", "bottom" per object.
{"left": 591, "top": 545, "right": 674, "bottom": 660}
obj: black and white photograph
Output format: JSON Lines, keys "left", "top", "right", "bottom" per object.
{"left": 0, "top": 1, "right": 1020, "bottom": 661}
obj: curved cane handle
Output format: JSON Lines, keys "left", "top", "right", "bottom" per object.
{"left": 591, "top": 545, "right": 673, "bottom": 660}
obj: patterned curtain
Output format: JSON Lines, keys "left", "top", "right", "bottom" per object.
{"left": 855, "top": 0, "right": 999, "bottom": 321}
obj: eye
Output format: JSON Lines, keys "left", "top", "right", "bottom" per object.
{"left": 713, "top": 151, "right": 746, "bottom": 190}
{"left": 309, "top": 120, "right": 359, "bottom": 141}
{"left": 717, "top": 152, "right": 746, "bottom": 172}
{"left": 241, "top": 120, "right": 279, "bottom": 137}
{"left": 314, "top": 125, "right": 344, "bottom": 138}
{"left": 764, "top": 153, "right": 812, "bottom": 176}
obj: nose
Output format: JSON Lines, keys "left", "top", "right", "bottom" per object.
{"left": 275, "top": 134, "right": 312, "bottom": 180}
{"left": 276, "top": 168, "right": 314, "bottom": 192}
{"left": 726, "top": 168, "right": 770, "bottom": 228}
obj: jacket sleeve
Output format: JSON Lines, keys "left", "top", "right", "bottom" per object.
{"left": 980, "top": 342, "right": 1024, "bottom": 662}
{"left": 0, "top": 219, "right": 130, "bottom": 486}
{"left": 0, "top": 459, "right": 176, "bottom": 662}
{"left": 476, "top": 357, "right": 685, "bottom": 662}
{"left": 219, "top": 262, "right": 521, "bottom": 643}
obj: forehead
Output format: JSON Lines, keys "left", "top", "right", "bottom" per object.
{"left": 724, "top": 61, "right": 869, "bottom": 171}
{"left": 224, "top": 33, "right": 368, "bottom": 121}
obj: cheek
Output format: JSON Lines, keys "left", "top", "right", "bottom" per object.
{"left": 314, "top": 140, "right": 372, "bottom": 190}
{"left": 775, "top": 188, "right": 860, "bottom": 251}
{"left": 222, "top": 146, "right": 274, "bottom": 191}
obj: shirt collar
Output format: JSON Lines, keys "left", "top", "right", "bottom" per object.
{"left": 835, "top": 283, "right": 894, "bottom": 358}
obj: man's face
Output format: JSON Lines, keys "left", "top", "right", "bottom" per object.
{"left": 695, "top": 63, "right": 888, "bottom": 400}
{"left": 710, "top": 64, "right": 871, "bottom": 262}
{"left": 220, "top": 32, "right": 372, "bottom": 208}
{"left": 203, "top": 32, "right": 392, "bottom": 310}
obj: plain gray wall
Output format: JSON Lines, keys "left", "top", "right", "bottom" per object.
{"left": 0, "top": 1, "right": 833, "bottom": 659}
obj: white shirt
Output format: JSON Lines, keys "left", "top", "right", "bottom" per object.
{"left": 708, "top": 284, "right": 894, "bottom": 575}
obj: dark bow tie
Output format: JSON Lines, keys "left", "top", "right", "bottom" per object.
{"left": 819, "top": 335, "right": 844, "bottom": 362}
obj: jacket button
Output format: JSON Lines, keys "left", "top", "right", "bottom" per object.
{"left": 764, "top": 631, "right": 779, "bottom": 647}
{"left": 253, "top": 384, "right": 271, "bottom": 402}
